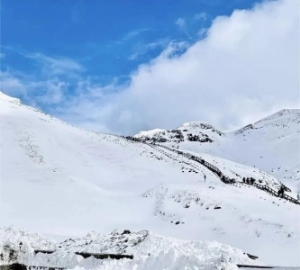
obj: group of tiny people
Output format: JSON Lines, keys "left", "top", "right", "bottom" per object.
{"left": 242, "top": 177, "right": 255, "bottom": 185}
{"left": 242, "top": 177, "right": 300, "bottom": 201}
{"left": 220, "top": 174, "right": 235, "bottom": 184}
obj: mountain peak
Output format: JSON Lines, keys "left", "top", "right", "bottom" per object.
{"left": 252, "top": 109, "right": 300, "bottom": 129}
{"left": 254, "top": 109, "right": 300, "bottom": 125}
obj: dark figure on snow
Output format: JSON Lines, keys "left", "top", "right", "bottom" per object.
{"left": 243, "top": 177, "right": 246, "bottom": 183}
{"left": 251, "top": 178, "right": 255, "bottom": 185}
{"left": 278, "top": 186, "right": 285, "bottom": 197}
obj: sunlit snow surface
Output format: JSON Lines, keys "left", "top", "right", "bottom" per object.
{"left": 0, "top": 92, "right": 299, "bottom": 266}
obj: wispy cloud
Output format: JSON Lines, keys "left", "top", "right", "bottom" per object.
{"left": 0, "top": 52, "right": 5, "bottom": 59}
{"left": 25, "top": 53, "right": 84, "bottom": 75}
{"left": 124, "top": 28, "right": 150, "bottom": 40}
{"left": 175, "top": 13, "right": 209, "bottom": 41}
{"left": 175, "top": 18, "right": 185, "bottom": 28}
{"left": 175, "top": 18, "right": 192, "bottom": 39}
{"left": 115, "top": 28, "right": 152, "bottom": 45}
{"left": 194, "top": 12, "right": 208, "bottom": 21}
{"left": 128, "top": 39, "right": 170, "bottom": 60}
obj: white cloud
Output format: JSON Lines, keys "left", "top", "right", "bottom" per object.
{"left": 0, "top": 70, "right": 70, "bottom": 106}
{"left": 0, "top": 71, "right": 27, "bottom": 97}
{"left": 104, "top": 0, "right": 299, "bottom": 134}
{"left": 1, "top": 0, "right": 299, "bottom": 135}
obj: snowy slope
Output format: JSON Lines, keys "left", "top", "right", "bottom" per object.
{"left": 0, "top": 92, "right": 300, "bottom": 266}
{"left": 231, "top": 109, "right": 300, "bottom": 190}
{"left": 134, "top": 109, "right": 300, "bottom": 192}
{"left": 0, "top": 92, "right": 206, "bottom": 235}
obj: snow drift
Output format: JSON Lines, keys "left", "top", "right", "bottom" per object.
{"left": 0, "top": 226, "right": 258, "bottom": 270}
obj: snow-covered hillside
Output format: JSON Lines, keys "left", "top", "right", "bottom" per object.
{"left": 134, "top": 109, "right": 300, "bottom": 192}
{"left": 0, "top": 92, "right": 299, "bottom": 266}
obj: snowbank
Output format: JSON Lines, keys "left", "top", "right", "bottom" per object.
{"left": 0, "top": 226, "right": 55, "bottom": 265}
{"left": 0, "top": 227, "right": 257, "bottom": 270}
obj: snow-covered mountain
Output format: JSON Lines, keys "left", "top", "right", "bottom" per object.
{"left": 0, "top": 92, "right": 299, "bottom": 267}
{"left": 134, "top": 109, "right": 300, "bottom": 192}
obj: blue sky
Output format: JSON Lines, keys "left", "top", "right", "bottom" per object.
{"left": 2, "top": 0, "right": 262, "bottom": 81}
{"left": 0, "top": 0, "right": 298, "bottom": 134}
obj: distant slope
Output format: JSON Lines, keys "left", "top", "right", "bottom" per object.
{"left": 0, "top": 92, "right": 299, "bottom": 266}
{"left": 231, "top": 109, "right": 300, "bottom": 190}
{"left": 134, "top": 109, "right": 300, "bottom": 192}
